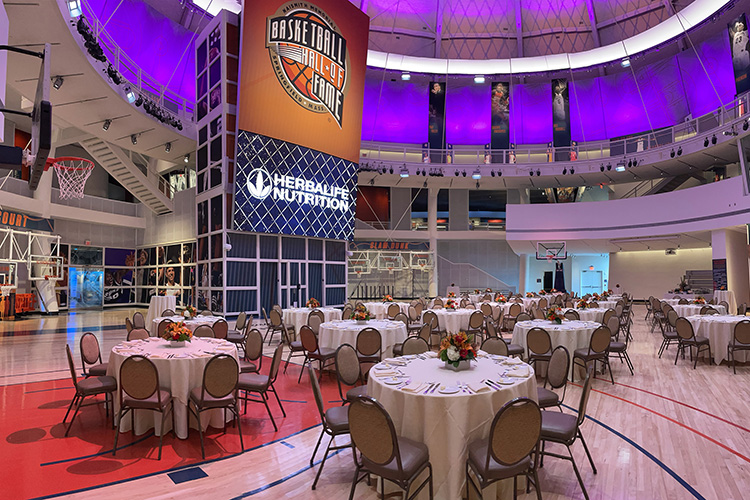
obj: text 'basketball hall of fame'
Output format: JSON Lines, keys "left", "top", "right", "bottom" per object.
{"left": 266, "top": 2, "right": 348, "bottom": 128}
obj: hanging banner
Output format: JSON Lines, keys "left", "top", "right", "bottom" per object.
{"left": 552, "top": 79, "right": 571, "bottom": 156}
{"left": 729, "top": 14, "right": 750, "bottom": 94}
{"left": 428, "top": 81, "right": 446, "bottom": 162}
{"left": 490, "top": 82, "right": 510, "bottom": 161}
{"left": 0, "top": 209, "right": 54, "bottom": 232}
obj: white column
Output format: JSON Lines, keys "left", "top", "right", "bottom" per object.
{"left": 518, "top": 254, "right": 528, "bottom": 294}
{"left": 726, "top": 229, "right": 749, "bottom": 310}
{"left": 428, "top": 187, "right": 438, "bottom": 297}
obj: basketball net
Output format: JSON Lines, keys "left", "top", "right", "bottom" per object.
{"left": 52, "top": 157, "right": 95, "bottom": 199}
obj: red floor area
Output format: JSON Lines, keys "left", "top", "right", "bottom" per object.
{"left": 0, "top": 360, "right": 332, "bottom": 500}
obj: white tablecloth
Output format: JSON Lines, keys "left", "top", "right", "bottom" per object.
{"left": 469, "top": 293, "right": 494, "bottom": 303}
{"left": 318, "top": 319, "right": 408, "bottom": 358}
{"left": 150, "top": 315, "right": 223, "bottom": 338}
{"left": 145, "top": 296, "right": 177, "bottom": 326}
{"left": 674, "top": 304, "right": 726, "bottom": 317}
{"left": 368, "top": 355, "right": 537, "bottom": 500}
{"left": 564, "top": 308, "right": 608, "bottom": 323}
{"left": 107, "top": 337, "right": 239, "bottom": 439}
{"left": 363, "top": 302, "right": 410, "bottom": 319}
{"left": 593, "top": 300, "right": 618, "bottom": 310}
{"left": 685, "top": 315, "right": 748, "bottom": 364}
{"left": 281, "top": 307, "right": 341, "bottom": 335}
{"left": 428, "top": 308, "right": 476, "bottom": 335}
{"left": 512, "top": 319, "right": 600, "bottom": 378}
{"left": 662, "top": 299, "right": 682, "bottom": 306}
{"left": 714, "top": 291, "right": 737, "bottom": 315}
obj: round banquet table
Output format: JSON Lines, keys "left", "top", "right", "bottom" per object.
{"left": 318, "top": 319, "right": 408, "bottom": 358}
{"left": 282, "top": 307, "right": 341, "bottom": 336}
{"left": 714, "top": 290, "right": 737, "bottom": 315}
{"left": 150, "top": 314, "right": 223, "bottom": 338}
{"left": 564, "top": 308, "right": 608, "bottom": 323}
{"left": 145, "top": 295, "right": 177, "bottom": 326}
{"left": 685, "top": 315, "right": 748, "bottom": 364}
{"left": 428, "top": 308, "right": 477, "bottom": 335}
{"left": 107, "top": 337, "right": 239, "bottom": 439}
{"left": 673, "top": 304, "right": 726, "bottom": 317}
{"left": 512, "top": 319, "right": 601, "bottom": 379}
{"left": 367, "top": 354, "right": 537, "bottom": 500}
{"left": 363, "top": 301, "right": 410, "bottom": 319}
{"left": 592, "top": 300, "right": 618, "bottom": 310}
{"left": 662, "top": 299, "right": 682, "bottom": 306}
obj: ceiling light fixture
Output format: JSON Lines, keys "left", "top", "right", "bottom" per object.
{"left": 401, "top": 72, "right": 411, "bottom": 81}
{"left": 184, "top": 154, "right": 190, "bottom": 163}
{"left": 125, "top": 87, "right": 136, "bottom": 104}
{"left": 711, "top": 134, "right": 717, "bottom": 145}
{"left": 474, "top": 75, "right": 485, "bottom": 84}
{"left": 67, "top": 0, "right": 82, "bottom": 18}
{"left": 570, "top": 167, "right": 575, "bottom": 174}
{"left": 704, "top": 137, "right": 710, "bottom": 147}
{"left": 621, "top": 58, "right": 631, "bottom": 68}
{"left": 462, "top": 170, "right": 466, "bottom": 177}
{"left": 677, "top": 146, "right": 682, "bottom": 156}
{"left": 53, "top": 76, "right": 64, "bottom": 90}
{"left": 400, "top": 167, "right": 409, "bottom": 178}
{"left": 102, "top": 119, "right": 111, "bottom": 131}
{"left": 562, "top": 167, "right": 567, "bottom": 175}
{"left": 670, "top": 149, "right": 675, "bottom": 158}
{"left": 165, "top": 142, "right": 172, "bottom": 153}
{"left": 607, "top": 163, "right": 612, "bottom": 171}
{"left": 130, "top": 134, "right": 137, "bottom": 145}
{"left": 472, "top": 168, "right": 481, "bottom": 179}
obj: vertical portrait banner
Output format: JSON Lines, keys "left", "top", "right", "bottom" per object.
{"left": 729, "top": 14, "right": 750, "bottom": 94}
{"left": 428, "top": 81, "right": 446, "bottom": 162}
{"left": 490, "top": 82, "right": 510, "bottom": 161}
{"left": 552, "top": 78, "right": 571, "bottom": 161}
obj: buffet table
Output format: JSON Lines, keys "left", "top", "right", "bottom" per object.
{"left": 107, "top": 337, "right": 239, "bottom": 439}
{"left": 368, "top": 354, "right": 537, "bottom": 499}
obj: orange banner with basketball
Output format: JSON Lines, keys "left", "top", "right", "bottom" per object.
{"left": 238, "top": 0, "right": 369, "bottom": 164}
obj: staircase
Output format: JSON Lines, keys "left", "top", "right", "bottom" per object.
{"left": 438, "top": 256, "right": 515, "bottom": 294}
{"left": 79, "top": 137, "right": 173, "bottom": 215}
{"left": 642, "top": 173, "right": 702, "bottom": 196}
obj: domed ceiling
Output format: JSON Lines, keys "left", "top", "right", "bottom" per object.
{"left": 353, "top": 0, "right": 690, "bottom": 59}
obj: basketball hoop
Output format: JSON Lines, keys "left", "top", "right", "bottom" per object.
{"left": 1, "top": 285, "right": 15, "bottom": 297}
{"left": 48, "top": 157, "right": 95, "bottom": 199}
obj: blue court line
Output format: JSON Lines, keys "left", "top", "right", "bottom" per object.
{"left": 561, "top": 403, "right": 706, "bottom": 500}
{"left": 30, "top": 423, "right": 323, "bottom": 499}
{"left": 279, "top": 440, "right": 295, "bottom": 449}
{"left": 279, "top": 399, "right": 307, "bottom": 404}
{"left": 40, "top": 433, "right": 157, "bottom": 466}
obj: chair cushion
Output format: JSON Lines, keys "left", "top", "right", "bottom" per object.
{"left": 573, "top": 348, "right": 605, "bottom": 360}
{"left": 239, "top": 359, "right": 258, "bottom": 373}
{"left": 685, "top": 336, "right": 709, "bottom": 345}
{"left": 123, "top": 389, "right": 171, "bottom": 410}
{"left": 324, "top": 405, "right": 349, "bottom": 432}
{"left": 362, "top": 435, "right": 429, "bottom": 481}
{"left": 226, "top": 332, "right": 245, "bottom": 343}
{"left": 189, "top": 387, "right": 236, "bottom": 409}
{"left": 238, "top": 372, "right": 270, "bottom": 391}
{"left": 467, "top": 438, "right": 532, "bottom": 480}
{"left": 729, "top": 341, "right": 750, "bottom": 349}
{"left": 540, "top": 410, "right": 577, "bottom": 443}
{"left": 87, "top": 363, "right": 108, "bottom": 377}
{"left": 609, "top": 342, "right": 626, "bottom": 352}
{"left": 346, "top": 385, "right": 368, "bottom": 401}
{"left": 78, "top": 375, "right": 117, "bottom": 395}
{"left": 311, "top": 347, "right": 337, "bottom": 359}
{"left": 507, "top": 344, "right": 524, "bottom": 356}
{"left": 289, "top": 340, "right": 304, "bottom": 352}
{"left": 537, "top": 386, "right": 559, "bottom": 408}
{"left": 357, "top": 353, "right": 380, "bottom": 364}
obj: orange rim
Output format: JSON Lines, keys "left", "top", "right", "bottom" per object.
{"left": 44, "top": 156, "right": 95, "bottom": 171}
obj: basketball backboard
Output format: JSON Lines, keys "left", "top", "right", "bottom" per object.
{"left": 536, "top": 241, "right": 567, "bottom": 260}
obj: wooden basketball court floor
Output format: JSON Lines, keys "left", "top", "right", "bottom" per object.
{"left": 1, "top": 306, "right": 749, "bottom": 499}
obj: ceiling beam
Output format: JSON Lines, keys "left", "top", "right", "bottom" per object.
{"left": 585, "top": 0, "right": 601, "bottom": 47}
{"left": 435, "top": 0, "right": 444, "bottom": 58}
{"left": 514, "top": 0, "right": 523, "bottom": 57}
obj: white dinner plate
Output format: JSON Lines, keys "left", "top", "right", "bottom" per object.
{"left": 373, "top": 363, "right": 390, "bottom": 370}
{"left": 384, "top": 377, "right": 403, "bottom": 385}
{"left": 438, "top": 386, "right": 460, "bottom": 394}
{"left": 496, "top": 378, "right": 516, "bottom": 385}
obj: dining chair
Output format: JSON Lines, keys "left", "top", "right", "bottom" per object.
{"left": 674, "top": 317, "right": 712, "bottom": 369}
{"left": 609, "top": 319, "right": 634, "bottom": 375}
{"left": 504, "top": 303, "right": 522, "bottom": 331}
{"left": 308, "top": 309, "right": 325, "bottom": 334}
{"left": 564, "top": 310, "right": 579, "bottom": 321}
{"left": 573, "top": 325, "right": 614, "bottom": 384}
{"left": 348, "top": 396, "right": 433, "bottom": 499}
{"left": 342, "top": 306, "right": 353, "bottom": 320}
{"left": 658, "top": 310, "right": 680, "bottom": 358}
{"left": 299, "top": 325, "right": 336, "bottom": 383}
{"left": 467, "top": 310, "right": 485, "bottom": 343}
{"left": 422, "top": 310, "right": 440, "bottom": 345}
{"left": 193, "top": 325, "right": 215, "bottom": 338}
{"left": 480, "top": 302, "right": 493, "bottom": 317}
{"left": 157, "top": 319, "right": 173, "bottom": 339}
{"left": 132, "top": 312, "right": 146, "bottom": 329}
{"left": 200, "top": 309, "right": 214, "bottom": 316}
{"left": 515, "top": 312, "right": 532, "bottom": 323}
{"left": 334, "top": 343, "right": 367, "bottom": 404}
{"left": 188, "top": 354, "right": 243, "bottom": 458}
{"left": 309, "top": 366, "right": 352, "bottom": 490}
{"left": 526, "top": 327, "right": 553, "bottom": 368}
{"left": 393, "top": 312, "right": 409, "bottom": 329}
{"left": 226, "top": 312, "right": 247, "bottom": 349}
{"left": 356, "top": 327, "right": 382, "bottom": 365}
{"left": 481, "top": 337, "right": 508, "bottom": 356}
{"left": 387, "top": 303, "right": 401, "bottom": 319}
{"left": 161, "top": 309, "right": 175, "bottom": 317}
{"left": 432, "top": 300, "right": 444, "bottom": 310}
{"left": 401, "top": 336, "right": 429, "bottom": 355}
{"left": 127, "top": 328, "right": 150, "bottom": 341}
{"left": 240, "top": 328, "right": 264, "bottom": 374}
{"left": 113, "top": 355, "right": 173, "bottom": 459}
{"left": 466, "top": 398, "right": 542, "bottom": 500}
{"left": 80, "top": 332, "right": 108, "bottom": 377}
{"left": 266, "top": 308, "right": 290, "bottom": 345}
{"left": 538, "top": 297, "right": 548, "bottom": 310}
{"left": 238, "top": 344, "right": 286, "bottom": 431}
{"left": 539, "top": 366, "right": 596, "bottom": 500}
{"left": 601, "top": 308, "right": 616, "bottom": 326}
{"left": 728, "top": 320, "right": 750, "bottom": 374}
{"left": 212, "top": 319, "right": 228, "bottom": 339}
{"left": 738, "top": 303, "right": 747, "bottom": 316}
{"left": 284, "top": 322, "right": 307, "bottom": 373}
{"left": 125, "top": 317, "right": 133, "bottom": 333}
{"left": 537, "top": 345, "right": 570, "bottom": 411}
{"left": 63, "top": 344, "right": 116, "bottom": 436}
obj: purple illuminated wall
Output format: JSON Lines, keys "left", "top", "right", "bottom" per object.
{"left": 85, "top": 0, "right": 195, "bottom": 101}
{"left": 361, "top": 74, "right": 428, "bottom": 143}
{"left": 445, "top": 81, "right": 490, "bottom": 144}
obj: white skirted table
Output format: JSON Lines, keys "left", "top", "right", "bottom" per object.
{"left": 368, "top": 354, "right": 537, "bottom": 500}
{"left": 428, "top": 308, "right": 477, "bottom": 335}
{"left": 281, "top": 307, "right": 341, "bottom": 335}
{"left": 107, "top": 337, "right": 239, "bottom": 439}
{"left": 145, "top": 295, "right": 177, "bottom": 327}
{"left": 512, "top": 319, "right": 601, "bottom": 379}
{"left": 685, "top": 315, "right": 748, "bottom": 364}
{"left": 363, "top": 301, "right": 410, "bottom": 319}
{"left": 149, "top": 314, "right": 223, "bottom": 338}
{"left": 714, "top": 291, "right": 737, "bottom": 315}
{"left": 592, "top": 300, "right": 618, "bottom": 310}
{"left": 673, "top": 304, "right": 726, "bottom": 317}
{"left": 564, "top": 308, "right": 608, "bottom": 323}
{"left": 318, "top": 319, "right": 408, "bottom": 358}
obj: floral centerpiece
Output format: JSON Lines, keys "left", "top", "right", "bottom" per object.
{"left": 600, "top": 291, "right": 610, "bottom": 299}
{"left": 447, "top": 291, "right": 457, "bottom": 298}
{"left": 576, "top": 300, "right": 588, "bottom": 309}
{"left": 439, "top": 331, "right": 476, "bottom": 370}
{"left": 163, "top": 321, "right": 193, "bottom": 346}
{"left": 526, "top": 292, "right": 534, "bottom": 298}
{"left": 306, "top": 297, "right": 320, "bottom": 308}
{"left": 445, "top": 299, "right": 458, "bottom": 310}
{"left": 352, "top": 304, "right": 371, "bottom": 322}
{"left": 551, "top": 288, "right": 558, "bottom": 293}
{"left": 383, "top": 294, "right": 394, "bottom": 302}
{"left": 485, "top": 288, "right": 492, "bottom": 293}
{"left": 183, "top": 305, "right": 197, "bottom": 319}
{"left": 539, "top": 289, "right": 547, "bottom": 296}
{"left": 546, "top": 306, "right": 564, "bottom": 324}
{"left": 474, "top": 289, "right": 480, "bottom": 294}
{"left": 591, "top": 292, "right": 600, "bottom": 301}
{"left": 692, "top": 296, "right": 706, "bottom": 305}
{"left": 495, "top": 293, "right": 507, "bottom": 303}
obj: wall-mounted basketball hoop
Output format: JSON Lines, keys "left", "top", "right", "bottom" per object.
{"left": 46, "top": 156, "right": 95, "bottom": 199}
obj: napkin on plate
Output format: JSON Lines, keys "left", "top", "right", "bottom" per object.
{"left": 400, "top": 382, "right": 425, "bottom": 393}
{"left": 150, "top": 352, "right": 169, "bottom": 359}
{"left": 503, "top": 357, "right": 524, "bottom": 365}
{"left": 506, "top": 367, "right": 530, "bottom": 378}
{"left": 372, "top": 371, "right": 399, "bottom": 377}
{"left": 423, "top": 351, "right": 438, "bottom": 358}
{"left": 467, "top": 382, "right": 491, "bottom": 393}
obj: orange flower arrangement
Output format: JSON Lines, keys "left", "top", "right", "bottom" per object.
{"left": 577, "top": 300, "right": 588, "bottom": 309}
{"left": 306, "top": 297, "right": 320, "bottom": 308}
{"left": 383, "top": 294, "right": 394, "bottom": 302}
{"left": 526, "top": 292, "right": 534, "bottom": 298}
{"left": 445, "top": 299, "right": 458, "bottom": 310}
{"left": 163, "top": 322, "right": 193, "bottom": 342}
{"left": 546, "top": 307, "right": 564, "bottom": 324}
{"left": 538, "top": 289, "right": 547, "bottom": 295}
{"left": 352, "top": 304, "right": 371, "bottom": 321}
{"left": 692, "top": 296, "right": 706, "bottom": 305}
{"left": 495, "top": 293, "right": 507, "bottom": 303}
{"left": 439, "top": 331, "right": 476, "bottom": 368}
{"left": 447, "top": 291, "right": 457, "bottom": 298}
{"left": 183, "top": 305, "right": 197, "bottom": 319}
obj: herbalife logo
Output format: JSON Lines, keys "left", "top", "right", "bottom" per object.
{"left": 246, "top": 168, "right": 273, "bottom": 200}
